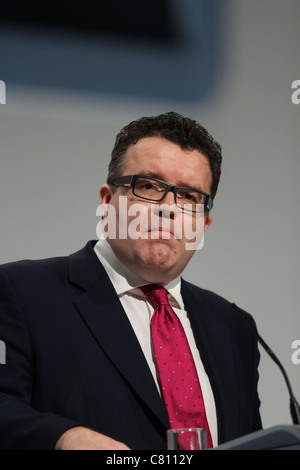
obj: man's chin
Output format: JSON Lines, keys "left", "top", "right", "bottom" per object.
{"left": 138, "top": 240, "right": 180, "bottom": 272}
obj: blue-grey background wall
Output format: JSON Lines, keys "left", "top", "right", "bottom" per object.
{"left": 0, "top": 0, "right": 299, "bottom": 432}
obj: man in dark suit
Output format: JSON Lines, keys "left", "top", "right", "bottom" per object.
{"left": 0, "top": 112, "right": 262, "bottom": 450}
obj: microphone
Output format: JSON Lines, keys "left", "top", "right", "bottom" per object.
{"left": 232, "top": 302, "right": 300, "bottom": 426}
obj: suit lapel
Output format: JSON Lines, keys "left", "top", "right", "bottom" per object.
{"left": 181, "top": 279, "right": 239, "bottom": 443}
{"left": 68, "top": 241, "right": 169, "bottom": 429}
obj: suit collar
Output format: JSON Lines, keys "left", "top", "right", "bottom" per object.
{"left": 68, "top": 240, "right": 106, "bottom": 290}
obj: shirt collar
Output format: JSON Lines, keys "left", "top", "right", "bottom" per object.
{"left": 94, "top": 238, "right": 184, "bottom": 310}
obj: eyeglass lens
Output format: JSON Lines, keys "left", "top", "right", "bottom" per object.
{"left": 133, "top": 177, "right": 205, "bottom": 211}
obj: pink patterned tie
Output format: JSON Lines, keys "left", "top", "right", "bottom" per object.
{"left": 140, "top": 284, "right": 213, "bottom": 449}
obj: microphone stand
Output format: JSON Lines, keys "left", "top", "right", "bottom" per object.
{"left": 232, "top": 303, "right": 300, "bottom": 425}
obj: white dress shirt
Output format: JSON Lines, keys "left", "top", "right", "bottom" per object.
{"left": 94, "top": 238, "right": 218, "bottom": 446}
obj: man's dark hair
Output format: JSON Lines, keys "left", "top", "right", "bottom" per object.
{"left": 107, "top": 111, "right": 222, "bottom": 201}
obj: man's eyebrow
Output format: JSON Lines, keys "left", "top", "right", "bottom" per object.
{"left": 138, "top": 171, "right": 161, "bottom": 179}
{"left": 138, "top": 171, "right": 205, "bottom": 192}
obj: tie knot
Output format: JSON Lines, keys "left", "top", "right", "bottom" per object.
{"left": 139, "top": 284, "right": 169, "bottom": 308}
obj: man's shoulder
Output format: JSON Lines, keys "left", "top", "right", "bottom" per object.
{"left": 181, "top": 278, "right": 233, "bottom": 309}
{"left": 0, "top": 250, "right": 69, "bottom": 275}
{"left": 0, "top": 241, "right": 96, "bottom": 279}
{"left": 181, "top": 278, "right": 256, "bottom": 330}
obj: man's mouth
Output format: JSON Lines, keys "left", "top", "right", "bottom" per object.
{"left": 147, "top": 226, "right": 175, "bottom": 239}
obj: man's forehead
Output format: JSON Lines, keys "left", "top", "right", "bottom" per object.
{"left": 122, "top": 139, "right": 212, "bottom": 191}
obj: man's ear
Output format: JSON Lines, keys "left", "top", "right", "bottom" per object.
{"left": 99, "top": 184, "right": 113, "bottom": 219}
{"left": 99, "top": 184, "right": 112, "bottom": 204}
{"left": 204, "top": 212, "right": 212, "bottom": 232}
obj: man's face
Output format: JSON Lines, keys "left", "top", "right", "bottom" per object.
{"left": 99, "top": 137, "right": 213, "bottom": 283}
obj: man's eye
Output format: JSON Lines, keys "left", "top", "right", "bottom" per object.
{"left": 137, "top": 180, "right": 162, "bottom": 191}
{"left": 178, "top": 191, "right": 196, "bottom": 201}
{"left": 185, "top": 193, "right": 195, "bottom": 200}
{"left": 143, "top": 182, "right": 155, "bottom": 190}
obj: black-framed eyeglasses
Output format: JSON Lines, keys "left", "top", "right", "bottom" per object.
{"left": 111, "top": 174, "right": 213, "bottom": 213}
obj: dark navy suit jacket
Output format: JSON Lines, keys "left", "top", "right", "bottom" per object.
{"left": 0, "top": 241, "right": 262, "bottom": 449}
